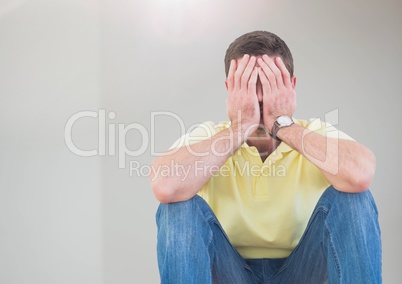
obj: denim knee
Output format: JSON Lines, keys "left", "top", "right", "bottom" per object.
{"left": 156, "top": 195, "right": 214, "bottom": 224}
{"left": 317, "top": 185, "right": 378, "bottom": 218}
{"left": 156, "top": 194, "right": 218, "bottom": 250}
{"left": 156, "top": 195, "right": 217, "bottom": 283}
{"left": 316, "top": 187, "right": 382, "bottom": 283}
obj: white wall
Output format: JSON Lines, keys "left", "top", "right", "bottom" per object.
{"left": 0, "top": 1, "right": 102, "bottom": 283}
{"left": 0, "top": 0, "right": 400, "bottom": 283}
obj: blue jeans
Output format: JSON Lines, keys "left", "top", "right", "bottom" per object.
{"left": 156, "top": 186, "right": 381, "bottom": 283}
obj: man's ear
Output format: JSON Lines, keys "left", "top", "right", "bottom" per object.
{"left": 224, "top": 80, "right": 228, "bottom": 90}
{"left": 291, "top": 76, "right": 297, "bottom": 89}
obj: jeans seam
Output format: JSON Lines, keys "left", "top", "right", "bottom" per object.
{"left": 193, "top": 200, "right": 214, "bottom": 284}
{"left": 368, "top": 190, "right": 379, "bottom": 216}
{"left": 195, "top": 196, "right": 253, "bottom": 274}
{"left": 275, "top": 206, "right": 329, "bottom": 277}
{"left": 210, "top": 219, "right": 246, "bottom": 261}
{"left": 325, "top": 225, "right": 341, "bottom": 284}
{"left": 207, "top": 217, "right": 255, "bottom": 280}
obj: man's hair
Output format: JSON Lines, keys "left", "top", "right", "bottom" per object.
{"left": 224, "top": 31, "right": 294, "bottom": 78}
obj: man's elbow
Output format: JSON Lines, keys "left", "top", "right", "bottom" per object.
{"left": 352, "top": 178, "right": 372, "bottom": 193}
{"left": 352, "top": 152, "right": 376, "bottom": 193}
{"left": 354, "top": 169, "right": 375, "bottom": 193}
{"left": 151, "top": 178, "right": 176, "bottom": 203}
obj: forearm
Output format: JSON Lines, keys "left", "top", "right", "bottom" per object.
{"left": 151, "top": 55, "right": 262, "bottom": 203}
{"left": 151, "top": 126, "right": 244, "bottom": 203}
{"left": 277, "top": 124, "right": 376, "bottom": 193}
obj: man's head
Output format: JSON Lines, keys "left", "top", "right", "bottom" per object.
{"left": 224, "top": 31, "right": 294, "bottom": 78}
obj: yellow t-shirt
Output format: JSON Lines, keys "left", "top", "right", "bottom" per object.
{"left": 170, "top": 118, "right": 353, "bottom": 259}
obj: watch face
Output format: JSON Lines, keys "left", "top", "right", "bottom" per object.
{"left": 277, "top": 116, "right": 293, "bottom": 126}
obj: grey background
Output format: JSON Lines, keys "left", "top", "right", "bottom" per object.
{"left": 0, "top": 0, "right": 400, "bottom": 283}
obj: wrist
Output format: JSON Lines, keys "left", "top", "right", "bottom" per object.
{"left": 275, "top": 123, "right": 297, "bottom": 139}
{"left": 229, "top": 123, "right": 254, "bottom": 145}
{"left": 264, "top": 115, "right": 281, "bottom": 133}
{"left": 269, "top": 115, "right": 294, "bottom": 141}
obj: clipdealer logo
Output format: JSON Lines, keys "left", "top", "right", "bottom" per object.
{"left": 64, "top": 108, "right": 341, "bottom": 177}
{"left": 129, "top": 159, "right": 287, "bottom": 181}
{"left": 64, "top": 110, "right": 188, "bottom": 169}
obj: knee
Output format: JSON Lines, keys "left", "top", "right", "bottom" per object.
{"left": 156, "top": 195, "right": 214, "bottom": 231}
{"left": 322, "top": 185, "right": 376, "bottom": 207}
{"left": 320, "top": 187, "right": 381, "bottom": 270}
{"left": 156, "top": 195, "right": 214, "bottom": 248}
{"left": 156, "top": 195, "right": 205, "bottom": 221}
{"left": 320, "top": 186, "right": 379, "bottom": 224}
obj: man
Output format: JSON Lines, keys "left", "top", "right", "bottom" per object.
{"left": 151, "top": 31, "right": 381, "bottom": 283}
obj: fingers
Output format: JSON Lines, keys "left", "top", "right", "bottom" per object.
{"left": 241, "top": 56, "right": 257, "bottom": 91}
{"left": 233, "top": 54, "right": 249, "bottom": 91}
{"left": 226, "top": 57, "right": 260, "bottom": 136}
{"left": 226, "top": 59, "right": 237, "bottom": 92}
{"left": 257, "top": 55, "right": 280, "bottom": 90}
{"left": 258, "top": 67, "right": 272, "bottom": 100}
{"left": 257, "top": 55, "right": 297, "bottom": 130}
{"left": 275, "top": 57, "right": 292, "bottom": 88}
{"left": 234, "top": 54, "right": 256, "bottom": 91}
{"left": 248, "top": 67, "right": 259, "bottom": 96}
{"left": 229, "top": 55, "right": 291, "bottom": 94}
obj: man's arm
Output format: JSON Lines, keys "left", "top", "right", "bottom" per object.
{"left": 151, "top": 55, "right": 260, "bottom": 203}
{"left": 277, "top": 124, "right": 376, "bottom": 193}
{"left": 258, "top": 55, "right": 376, "bottom": 193}
{"left": 151, "top": 127, "right": 243, "bottom": 203}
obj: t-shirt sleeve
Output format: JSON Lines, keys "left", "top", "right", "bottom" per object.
{"left": 305, "top": 118, "right": 355, "bottom": 141}
{"left": 168, "top": 121, "right": 218, "bottom": 150}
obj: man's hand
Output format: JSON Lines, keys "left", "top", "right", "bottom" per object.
{"left": 256, "top": 55, "right": 375, "bottom": 193}
{"left": 226, "top": 54, "right": 260, "bottom": 140}
{"left": 257, "top": 55, "right": 297, "bottom": 131}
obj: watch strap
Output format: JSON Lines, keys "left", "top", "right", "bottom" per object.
{"left": 270, "top": 121, "right": 282, "bottom": 141}
{"left": 270, "top": 117, "right": 294, "bottom": 141}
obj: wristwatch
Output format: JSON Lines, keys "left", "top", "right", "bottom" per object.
{"left": 270, "top": 116, "right": 294, "bottom": 141}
